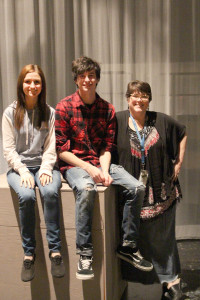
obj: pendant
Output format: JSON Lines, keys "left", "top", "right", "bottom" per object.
{"left": 139, "top": 169, "right": 148, "bottom": 186}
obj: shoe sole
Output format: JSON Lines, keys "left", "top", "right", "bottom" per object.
{"left": 76, "top": 272, "right": 94, "bottom": 280}
{"left": 21, "top": 272, "right": 35, "bottom": 282}
{"left": 116, "top": 252, "right": 153, "bottom": 272}
{"left": 51, "top": 266, "right": 65, "bottom": 278}
{"left": 162, "top": 292, "right": 185, "bottom": 300}
{"left": 52, "top": 273, "right": 65, "bottom": 278}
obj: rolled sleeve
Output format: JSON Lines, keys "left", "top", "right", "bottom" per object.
{"left": 104, "top": 106, "right": 117, "bottom": 153}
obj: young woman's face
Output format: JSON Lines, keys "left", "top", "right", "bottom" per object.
{"left": 23, "top": 72, "right": 42, "bottom": 101}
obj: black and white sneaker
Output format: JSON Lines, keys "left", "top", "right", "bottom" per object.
{"left": 76, "top": 255, "right": 94, "bottom": 280}
{"left": 116, "top": 246, "right": 153, "bottom": 272}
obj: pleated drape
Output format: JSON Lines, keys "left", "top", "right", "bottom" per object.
{"left": 0, "top": 0, "right": 199, "bottom": 238}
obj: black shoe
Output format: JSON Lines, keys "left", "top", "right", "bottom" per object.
{"left": 116, "top": 246, "right": 153, "bottom": 272}
{"left": 76, "top": 255, "right": 94, "bottom": 280}
{"left": 162, "top": 282, "right": 184, "bottom": 300}
{"left": 49, "top": 253, "right": 65, "bottom": 278}
{"left": 21, "top": 255, "right": 35, "bottom": 282}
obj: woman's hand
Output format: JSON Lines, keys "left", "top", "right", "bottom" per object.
{"left": 172, "top": 135, "right": 187, "bottom": 181}
{"left": 172, "top": 162, "right": 181, "bottom": 181}
{"left": 39, "top": 173, "right": 53, "bottom": 186}
{"left": 20, "top": 172, "right": 35, "bottom": 189}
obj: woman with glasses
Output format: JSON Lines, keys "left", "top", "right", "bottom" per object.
{"left": 2, "top": 64, "right": 65, "bottom": 282}
{"left": 115, "top": 80, "right": 187, "bottom": 299}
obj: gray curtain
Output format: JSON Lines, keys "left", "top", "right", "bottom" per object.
{"left": 0, "top": 0, "right": 199, "bottom": 238}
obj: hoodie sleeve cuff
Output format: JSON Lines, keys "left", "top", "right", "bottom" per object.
{"left": 18, "top": 166, "right": 30, "bottom": 176}
{"left": 39, "top": 168, "right": 53, "bottom": 178}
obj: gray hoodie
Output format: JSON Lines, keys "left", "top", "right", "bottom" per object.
{"left": 2, "top": 101, "right": 57, "bottom": 178}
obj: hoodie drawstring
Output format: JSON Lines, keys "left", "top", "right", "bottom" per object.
{"left": 25, "top": 109, "right": 35, "bottom": 146}
{"left": 31, "top": 109, "right": 34, "bottom": 144}
{"left": 26, "top": 111, "right": 28, "bottom": 145}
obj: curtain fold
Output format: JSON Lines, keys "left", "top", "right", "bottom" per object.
{"left": 0, "top": 0, "right": 199, "bottom": 238}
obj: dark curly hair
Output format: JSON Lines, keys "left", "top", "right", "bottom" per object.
{"left": 72, "top": 56, "right": 101, "bottom": 81}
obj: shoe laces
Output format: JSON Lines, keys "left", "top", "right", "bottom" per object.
{"left": 133, "top": 250, "right": 143, "bottom": 260}
{"left": 51, "top": 255, "right": 62, "bottom": 265}
{"left": 80, "top": 256, "right": 92, "bottom": 269}
{"left": 24, "top": 259, "right": 33, "bottom": 269}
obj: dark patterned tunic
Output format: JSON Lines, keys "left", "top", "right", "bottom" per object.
{"left": 129, "top": 125, "right": 181, "bottom": 219}
{"left": 115, "top": 110, "right": 186, "bottom": 220}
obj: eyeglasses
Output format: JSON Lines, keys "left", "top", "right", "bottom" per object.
{"left": 130, "top": 94, "right": 149, "bottom": 101}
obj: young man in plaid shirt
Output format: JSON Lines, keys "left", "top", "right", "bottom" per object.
{"left": 55, "top": 56, "right": 152, "bottom": 280}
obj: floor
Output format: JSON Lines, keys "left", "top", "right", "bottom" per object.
{"left": 121, "top": 240, "right": 200, "bottom": 300}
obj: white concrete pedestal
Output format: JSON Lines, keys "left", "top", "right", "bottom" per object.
{"left": 0, "top": 173, "right": 127, "bottom": 300}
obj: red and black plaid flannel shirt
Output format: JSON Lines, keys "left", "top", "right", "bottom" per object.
{"left": 55, "top": 91, "right": 116, "bottom": 174}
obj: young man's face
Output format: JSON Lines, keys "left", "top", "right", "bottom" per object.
{"left": 75, "top": 70, "right": 99, "bottom": 94}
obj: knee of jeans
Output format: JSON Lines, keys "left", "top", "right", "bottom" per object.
{"left": 77, "top": 183, "right": 96, "bottom": 192}
{"left": 135, "top": 184, "right": 146, "bottom": 197}
{"left": 77, "top": 183, "right": 97, "bottom": 198}
{"left": 42, "top": 185, "right": 59, "bottom": 200}
{"left": 85, "top": 183, "right": 96, "bottom": 191}
{"left": 19, "top": 192, "right": 35, "bottom": 206}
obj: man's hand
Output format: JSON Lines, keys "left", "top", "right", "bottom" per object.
{"left": 85, "top": 164, "right": 105, "bottom": 184}
{"left": 20, "top": 172, "right": 35, "bottom": 189}
{"left": 102, "top": 171, "right": 113, "bottom": 186}
{"left": 39, "top": 174, "right": 53, "bottom": 186}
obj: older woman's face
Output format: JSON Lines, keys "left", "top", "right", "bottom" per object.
{"left": 127, "top": 92, "right": 149, "bottom": 114}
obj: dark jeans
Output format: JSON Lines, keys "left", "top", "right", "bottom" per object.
{"left": 7, "top": 167, "right": 61, "bottom": 256}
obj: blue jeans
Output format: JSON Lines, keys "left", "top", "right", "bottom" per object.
{"left": 7, "top": 167, "right": 62, "bottom": 256}
{"left": 65, "top": 164, "right": 145, "bottom": 256}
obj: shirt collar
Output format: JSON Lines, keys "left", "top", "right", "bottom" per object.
{"left": 73, "top": 90, "right": 100, "bottom": 107}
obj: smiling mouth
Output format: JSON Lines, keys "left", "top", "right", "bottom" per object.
{"left": 29, "top": 91, "right": 38, "bottom": 95}
{"left": 83, "top": 85, "right": 92, "bottom": 88}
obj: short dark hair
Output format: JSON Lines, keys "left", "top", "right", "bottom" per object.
{"left": 125, "top": 80, "right": 152, "bottom": 102}
{"left": 72, "top": 56, "right": 101, "bottom": 81}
